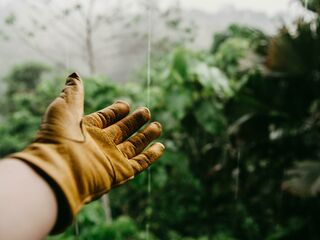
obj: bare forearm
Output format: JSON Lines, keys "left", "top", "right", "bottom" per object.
{"left": 0, "top": 159, "right": 57, "bottom": 240}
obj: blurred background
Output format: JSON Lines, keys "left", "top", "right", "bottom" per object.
{"left": 0, "top": 0, "right": 320, "bottom": 239}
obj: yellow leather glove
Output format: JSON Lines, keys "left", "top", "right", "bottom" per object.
{"left": 9, "top": 73, "right": 165, "bottom": 233}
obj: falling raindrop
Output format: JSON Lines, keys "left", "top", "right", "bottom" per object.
{"left": 146, "top": 1, "right": 153, "bottom": 239}
{"left": 74, "top": 217, "right": 79, "bottom": 240}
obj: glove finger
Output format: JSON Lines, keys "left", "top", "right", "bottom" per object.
{"left": 118, "top": 122, "right": 162, "bottom": 159}
{"left": 83, "top": 101, "right": 130, "bottom": 128}
{"left": 129, "top": 142, "right": 165, "bottom": 175}
{"left": 107, "top": 107, "right": 151, "bottom": 144}
{"left": 60, "top": 72, "right": 84, "bottom": 118}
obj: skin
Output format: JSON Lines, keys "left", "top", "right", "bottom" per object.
{"left": 0, "top": 77, "right": 164, "bottom": 240}
{"left": 0, "top": 158, "right": 58, "bottom": 240}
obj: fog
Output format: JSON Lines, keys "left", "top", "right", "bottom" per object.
{"left": 0, "top": 0, "right": 307, "bottom": 82}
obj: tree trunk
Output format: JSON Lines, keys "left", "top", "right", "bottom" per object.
{"left": 85, "top": 0, "right": 96, "bottom": 75}
{"left": 101, "top": 194, "right": 112, "bottom": 224}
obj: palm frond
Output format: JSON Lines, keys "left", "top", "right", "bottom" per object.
{"left": 283, "top": 161, "right": 320, "bottom": 197}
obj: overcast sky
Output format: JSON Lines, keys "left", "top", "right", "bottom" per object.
{"left": 0, "top": 0, "right": 307, "bottom": 17}
{"left": 159, "top": 0, "right": 305, "bottom": 17}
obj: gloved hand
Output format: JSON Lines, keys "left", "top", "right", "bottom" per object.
{"left": 9, "top": 72, "right": 165, "bottom": 233}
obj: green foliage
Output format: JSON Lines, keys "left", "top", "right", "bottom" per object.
{"left": 0, "top": 63, "right": 53, "bottom": 154}
{"left": 265, "top": 10, "right": 320, "bottom": 199}
{"left": 300, "top": 0, "right": 320, "bottom": 13}
{"left": 4, "top": 13, "right": 16, "bottom": 25}
{"left": 266, "top": 19, "right": 320, "bottom": 76}
{"left": 4, "top": 62, "right": 50, "bottom": 97}
{"left": 211, "top": 24, "right": 268, "bottom": 56}
{"left": 49, "top": 203, "right": 146, "bottom": 240}
{"left": 283, "top": 161, "right": 320, "bottom": 197}
{"left": 214, "top": 38, "right": 251, "bottom": 77}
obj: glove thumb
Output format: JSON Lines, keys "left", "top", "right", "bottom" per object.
{"left": 62, "top": 72, "right": 84, "bottom": 119}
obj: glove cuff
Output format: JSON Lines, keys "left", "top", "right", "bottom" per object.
{"left": 9, "top": 143, "right": 80, "bottom": 234}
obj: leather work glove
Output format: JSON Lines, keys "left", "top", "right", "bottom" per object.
{"left": 9, "top": 72, "right": 165, "bottom": 233}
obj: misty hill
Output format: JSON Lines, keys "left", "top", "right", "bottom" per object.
{"left": 0, "top": 1, "right": 284, "bottom": 83}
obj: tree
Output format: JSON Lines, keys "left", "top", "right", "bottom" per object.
{"left": 2, "top": 0, "right": 144, "bottom": 75}
{"left": 2, "top": 1, "right": 320, "bottom": 239}
{"left": 269, "top": 0, "right": 320, "bottom": 198}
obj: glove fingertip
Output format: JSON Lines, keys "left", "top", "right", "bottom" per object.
{"left": 68, "top": 72, "right": 80, "bottom": 80}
